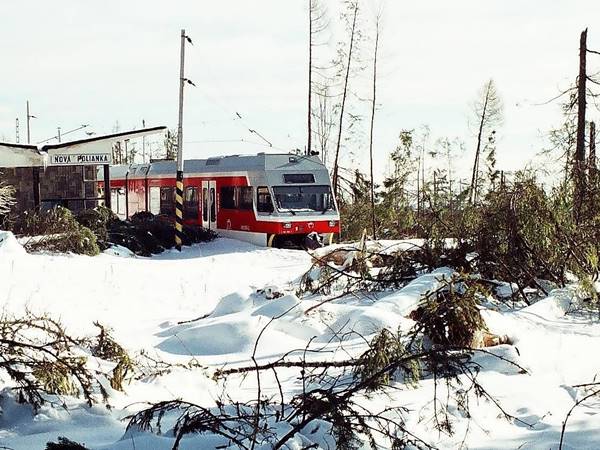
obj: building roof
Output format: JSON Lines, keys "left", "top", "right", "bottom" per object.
{"left": 41, "top": 126, "right": 166, "bottom": 151}
{"left": 0, "top": 143, "right": 45, "bottom": 168}
{"left": 0, "top": 127, "right": 167, "bottom": 169}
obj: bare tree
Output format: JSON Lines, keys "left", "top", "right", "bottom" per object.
{"left": 436, "top": 137, "right": 465, "bottom": 208}
{"left": 368, "top": 11, "right": 382, "bottom": 239}
{"left": 314, "top": 84, "right": 336, "bottom": 166}
{"left": 414, "top": 125, "right": 430, "bottom": 218}
{"left": 469, "top": 79, "right": 503, "bottom": 204}
{"left": 332, "top": 1, "right": 360, "bottom": 197}
{"left": 307, "top": 0, "right": 329, "bottom": 155}
{"left": 164, "top": 129, "right": 178, "bottom": 160}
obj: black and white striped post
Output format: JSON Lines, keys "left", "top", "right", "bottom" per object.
{"left": 175, "top": 29, "right": 193, "bottom": 251}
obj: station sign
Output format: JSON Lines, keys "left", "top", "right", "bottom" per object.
{"left": 49, "top": 153, "right": 112, "bottom": 166}
{"left": 42, "top": 126, "right": 166, "bottom": 167}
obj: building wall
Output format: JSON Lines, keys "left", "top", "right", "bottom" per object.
{"left": 1, "top": 165, "right": 98, "bottom": 215}
{"left": 1, "top": 167, "right": 36, "bottom": 213}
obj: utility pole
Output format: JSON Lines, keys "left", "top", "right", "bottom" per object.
{"left": 15, "top": 118, "right": 20, "bottom": 143}
{"left": 175, "top": 29, "right": 193, "bottom": 251}
{"left": 307, "top": 1, "right": 312, "bottom": 156}
{"left": 57, "top": 127, "right": 61, "bottom": 143}
{"left": 26, "top": 100, "right": 36, "bottom": 144}
{"left": 142, "top": 119, "right": 146, "bottom": 163}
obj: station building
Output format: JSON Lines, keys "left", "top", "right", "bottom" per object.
{"left": 0, "top": 127, "right": 166, "bottom": 215}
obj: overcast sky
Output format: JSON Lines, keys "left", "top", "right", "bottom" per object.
{"left": 1, "top": 1, "right": 599, "bottom": 181}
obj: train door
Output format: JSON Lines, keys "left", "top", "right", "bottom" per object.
{"left": 201, "top": 180, "right": 217, "bottom": 230}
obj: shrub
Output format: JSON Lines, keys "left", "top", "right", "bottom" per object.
{"left": 9, "top": 206, "right": 217, "bottom": 257}
{"left": 91, "top": 322, "right": 135, "bottom": 391}
{"left": 0, "top": 312, "right": 103, "bottom": 410}
{"left": 108, "top": 212, "right": 217, "bottom": 256}
{"left": 13, "top": 207, "right": 100, "bottom": 256}
{"left": 75, "top": 206, "right": 118, "bottom": 250}
{"left": 354, "top": 328, "right": 421, "bottom": 391}
{"left": 410, "top": 277, "right": 486, "bottom": 348}
{"left": 46, "top": 437, "right": 89, "bottom": 450}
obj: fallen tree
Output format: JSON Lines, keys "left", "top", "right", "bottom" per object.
{"left": 128, "top": 275, "right": 524, "bottom": 449}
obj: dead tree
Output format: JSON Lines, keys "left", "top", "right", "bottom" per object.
{"left": 590, "top": 121, "right": 597, "bottom": 180}
{"left": 332, "top": 1, "right": 359, "bottom": 198}
{"left": 469, "top": 79, "right": 503, "bottom": 204}
{"left": 307, "top": 0, "right": 329, "bottom": 155}
{"left": 574, "top": 29, "right": 588, "bottom": 220}
{"left": 314, "top": 84, "right": 336, "bottom": 166}
{"left": 368, "top": 12, "right": 381, "bottom": 239}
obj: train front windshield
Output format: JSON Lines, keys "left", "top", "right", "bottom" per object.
{"left": 273, "top": 185, "right": 336, "bottom": 213}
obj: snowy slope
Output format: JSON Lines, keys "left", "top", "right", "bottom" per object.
{"left": 1, "top": 234, "right": 600, "bottom": 449}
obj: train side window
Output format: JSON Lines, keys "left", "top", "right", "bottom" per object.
{"left": 112, "top": 188, "right": 126, "bottom": 216}
{"left": 220, "top": 186, "right": 236, "bottom": 209}
{"left": 160, "top": 187, "right": 175, "bottom": 215}
{"left": 202, "top": 187, "right": 208, "bottom": 222}
{"left": 238, "top": 186, "right": 253, "bottom": 210}
{"left": 257, "top": 186, "right": 274, "bottom": 213}
{"left": 149, "top": 187, "right": 160, "bottom": 215}
{"left": 184, "top": 187, "right": 199, "bottom": 219}
{"left": 110, "top": 189, "right": 118, "bottom": 214}
{"left": 210, "top": 188, "right": 216, "bottom": 222}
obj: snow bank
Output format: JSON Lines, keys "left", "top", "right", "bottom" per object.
{"left": 0, "top": 230, "right": 26, "bottom": 257}
{"left": 375, "top": 267, "right": 455, "bottom": 316}
{"left": 312, "top": 238, "right": 455, "bottom": 259}
{"left": 252, "top": 294, "right": 301, "bottom": 318}
{"left": 3, "top": 237, "right": 600, "bottom": 450}
{"left": 102, "top": 244, "right": 136, "bottom": 258}
{"left": 158, "top": 319, "right": 260, "bottom": 356}
{"left": 518, "top": 287, "right": 575, "bottom": 320}
{"left": 211, "top": 291, "right": 253, "bottom": 317}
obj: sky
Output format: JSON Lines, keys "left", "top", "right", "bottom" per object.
{"left": 1, "top": 0, "right": 600, "bottom": 182}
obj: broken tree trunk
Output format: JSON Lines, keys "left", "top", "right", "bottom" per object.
{"left": 574, "top": 28, "right": 588, "bottom": 221}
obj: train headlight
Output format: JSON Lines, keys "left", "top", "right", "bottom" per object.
{"left": 283, "top": 222, "right": 292, "bottom": 229}
{"left": 329, "top": 220, "right": 337, "bottom": 227}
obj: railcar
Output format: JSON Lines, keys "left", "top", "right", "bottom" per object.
{"left": 98, "top": 153, "right": 340, "bottom": 247}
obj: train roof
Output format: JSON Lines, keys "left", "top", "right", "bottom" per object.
{"left": 106, "top": 153, "right": 328, "bottom": 179}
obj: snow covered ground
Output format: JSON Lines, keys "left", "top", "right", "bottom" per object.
{"left": 1, "top": 231, "right": 600, "bottom": 449}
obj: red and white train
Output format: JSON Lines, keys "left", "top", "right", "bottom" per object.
{"left": 98, "top": 153, "right": 340, "bottom": 247}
